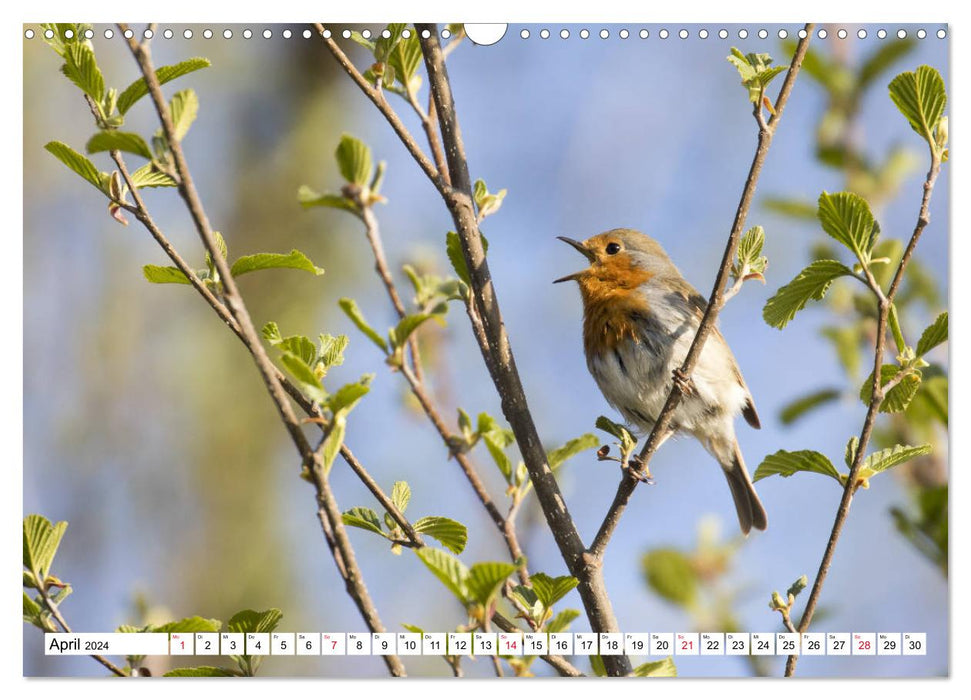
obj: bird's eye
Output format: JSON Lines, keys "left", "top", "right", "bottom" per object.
{"left": 605, "top": 242, "right": 621, "bottom": 255}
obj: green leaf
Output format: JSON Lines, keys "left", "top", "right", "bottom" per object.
{"left": 388, "top": 33, "right": 423, "bottom": 86}
{"left": 779, "top": 388, "right": 842, "bottom": 425}
{"left": 545, "top": 609, "right": 580, "bottom": 634}
{"left": 228, "top": 609, "right": 282, "bottom": 635}
{"left": 726, "top": 48, "right": 785, "bottom": 102}
{"left": 391, "top": 481, "right": 411, "bottom": 514}
{"left": 261, "top": 321, "right": 282, "bottom": 343}
{"left": 888, "top": 66, "right": 947, "bottom": 147}
{"left": 143, "top": 265, "right": 191, "bottom": 285}
{"left": 642, "top": 548, "right": 697, "bottom": 607}
{"left": 736, "top": 225, "right": 765, "bottom": 266}
{"left": 342, "top": 507, "right": 385, "bottom": 536}
{"left": 170, "top": 89, "right": 199, "bottom": 141}
{"left": 23, "top": 592, "right": 49, "bottom": 630}
{"left": 762, "top": 197, "right": 818, "bottom": 220}
{"left": 335, "top": 134, "right": 373, "bottom": 187}
{"left": 590, "top": 654, "right": 607, "bottom": 677}
{"left": 860, "top": 365, "right": 922, "bottom": 413}
{"left": 763, "top": 260, "right": 854, "bottom": 329}
{"left": 117, "top": 57, "right": 211, "bottom": 115}
{"left": 529, "top": 573, "right": 578, "bottom": 608}
{"left": 297, "top": 186, "right": 358, "bottom": 213}
{"left": 415, "top": 547, "right": 470, "bottom": 603}
{"left": 320, "top": 415, "right": 346, "bottom": 475}
{"left": 390, "top": 312, "right": 439, "bottom": 350}
{"left": 632, "top": 658, "right": 677, "bottom": 677}
{"left": 822, "top": 325, "right": 862, "bottom": 378}
{"left": 338, "top": 298, "right": 389, "bottom": 353}
{"left": 754, "top": 450, "right": 843, "bottom": 484}
{"left": 916, "top": 312, "right": 948, "bottom": 357}
{"left": 546, "top": 434, "right": 599, "bottom": 471}
{"left": 23, "top": 515, "right": 69, "bottom": 582}
{"left": 373, "top": 24, "right": 407, "bottom": 61}
{"left": 318, "top": 334, "right": 348, "bottom": 373}
{"left": 859, "top": 443, "right": 932, "bottom": 476}
{"left": 482, "top": 433, "right": 514, "bottom": 483}
{"left": 327, "top": 376, "right": 372, "bottom": 415}
{"left": 130, "top": 163, "right": 177, "bottom": 188}
{"left": 845, "top": 436, "right": 860, "bottom": 468}
{"left": 61, "top": 42, "right": 104, "bottom": 102}
{"left": 154, "top": 616, "right": 222, "bottom": 633}
{"left": 472, "top": 179, "right": 508, "bottom": 221}
{"left": 230, "top": 250, "right": 324, "bottom": 278}
{"left": 817, "top": 191, "right": 879, "bottom": 263}
{"left": 86, "top": 131, "right": 153, "bottom": 160}
{"left": 915, "top": 374, "right": 948, "bottom": 425}
{"left": 595, "top": 415, "right": 637, "bottom": 454}
{"left": 45, "top": 141, "right": 106, "bottom": 192}
{"left": 466, "top": 561, "right": 517, "bottom": 606}
{"left": 165, "top": 666, "right": 237, "bottom": 677}
{"left": 275, "top": 335, "right": 316, "bottom": 366}
{"left": 280, "top": 353, "right": 321, "bottom": 390}
{"left": 787, "top": 575, "right": 809, "bottom": 599}
{"left": 446, "top": 230, "right": 488, "bottom": 286}
{"left": 859, "top": 39, "right": 917, "bottom": 89}
{"left": 413, "top": 516, "right": 468, "bottom": 554}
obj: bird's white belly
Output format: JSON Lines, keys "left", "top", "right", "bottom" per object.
{"left": 588, "top": 331, "right": 747, "bottom": 435}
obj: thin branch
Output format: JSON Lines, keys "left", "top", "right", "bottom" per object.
{"left": 405, "top": 88, "right": 450, "bottom": 186}
{"left": 316, "top": 24, "right": 447, "bottom": 195}
{"left": 357, "top": 203, "right": 426, "bottom": 384}
{"left": 117, "top": 26, "right": 406, "bottom": 677}
{"left": 340, "top": 443, "right": 424, "bottom": 548}
{"left": 311, "top": 441, "right": 407, "bottom": 676}
{"left": 353, "top": 198, "right": 528, "bottom": 580}
{"left": 785, "top": 147, "right": 943, "bottom": 677}
{"left": 399, "top": 361, "right": 529, "bottom": 583}
{"left": 38, "top": 586, "right": 126, "bottom": 677}
{"left": 589, "top": 25, "right": 815, "bottom": 559}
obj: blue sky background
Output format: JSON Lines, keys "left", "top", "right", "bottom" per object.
{"left": 23, "top": 23, "right": 949, "bottom": 677}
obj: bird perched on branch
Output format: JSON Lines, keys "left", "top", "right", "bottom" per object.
{"left": 555, "top": 228, "right": 767, "bottom": 534}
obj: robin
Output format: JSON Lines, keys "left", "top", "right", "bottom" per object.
{"left": 555, "top": 228, "right": 767, "bottom": 534}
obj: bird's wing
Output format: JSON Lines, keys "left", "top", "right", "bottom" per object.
{"left": 730, "top": 353, "right": 761, "bottom": 429}
{"left": 673, "top": 277, "right": 760, "bottom": 429}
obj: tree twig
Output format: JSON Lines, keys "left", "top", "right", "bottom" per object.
{"left": 589, "top": 25, "right": 815, "bottom": 560}
{"left": 38, "top": 585, "right": 127, "bottom": 677}
{"left": 317, "top": 24, "right": 447, "bottom": 195}
{"left": 117, "top": 25, "right": 406, "bottom": 677}
{"left": 785, "top": 146, "right": 943, "bottom": 677}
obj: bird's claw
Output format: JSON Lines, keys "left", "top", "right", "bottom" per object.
{"left": 625, "top": 455, "right": 654, "bottom": 484}
{"left": 672, "top": 368, "right": 694, "bottom": 396}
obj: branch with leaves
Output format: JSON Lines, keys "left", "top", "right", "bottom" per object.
{"left": 752, "top": 64, "right": 948, "bottom": 677}
{"left": 37, "top": 22, "right": 409, "bottom": 677}
{"left": 589, "top": 26, "right": 815, "bottom": 562}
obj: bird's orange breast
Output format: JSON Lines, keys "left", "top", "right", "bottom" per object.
{"left": 578, "top": 255, "right": 654, "bottom": 357}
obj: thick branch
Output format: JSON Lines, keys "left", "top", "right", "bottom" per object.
{"left": 414, "top": 25, "right": 630, "bottom": 675}
{"left": 590, "top": 25, "right": 815, "bottom": 559}
{"left": 785, "top": 149, "right": 943, "bottom": 677}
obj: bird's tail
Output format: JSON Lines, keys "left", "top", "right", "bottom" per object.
{"left": 721, "top": 441, "right": 768, "bottom": 535}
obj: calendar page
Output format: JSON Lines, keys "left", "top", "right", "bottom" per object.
{"left": 22, "top": 18, "right": 949, "bottom": 681}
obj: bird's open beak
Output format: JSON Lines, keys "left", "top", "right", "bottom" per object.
{"left": 553, "top": 236, "right": 595, "bottom": 283}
